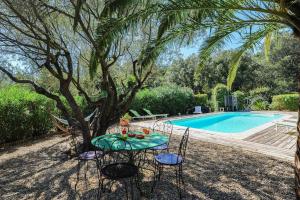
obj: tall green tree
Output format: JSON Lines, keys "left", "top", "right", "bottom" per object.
{"left": 0, "top": 0, "right": 159, "bottom": 149}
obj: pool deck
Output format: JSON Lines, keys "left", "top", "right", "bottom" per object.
{"left": 131, "top": 111, "right": 298, "bottom": 162}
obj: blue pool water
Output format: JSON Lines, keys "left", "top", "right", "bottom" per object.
{"left": 170, "top": 112, "right": 283, "bottom": 133}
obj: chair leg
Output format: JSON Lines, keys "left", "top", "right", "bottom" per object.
{"left": 75, "top": 159, "right": 81, "bottom": 193}
{"left": 84, "top": 160, "right": 89, "bottom": 190}
{"left": 175, "top": 168, "right": 182, "bottom": 199}
{"left": 151, "top": 163, "right": 163, "bottom": 193}
{"left": 130, "top": 178, "right": 134, "bottom": 200}
{"left": 124, "top": 179, "right": 129, "bottom": 200}
{"left": 96, "top": 161, "right": 101, "bottom": 199}
{"left": 151, "top": 163, "right": 159, "bottom": 192}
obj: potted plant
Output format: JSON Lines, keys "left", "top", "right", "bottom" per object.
{"left": 120, "top": 113, "right": 132, "bottom": 126}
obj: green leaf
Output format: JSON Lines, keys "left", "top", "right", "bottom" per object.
{"left": 88, "top": 50, "right": 99, "bottom": 79}
{"left": 227, "top": 51, "right": 244, "bottom": 90}
{"left": 264, "top": 32, "right": 272, "bottom": 62}
{"left": 227, "top": 25, "right": 280, "bottom": 89}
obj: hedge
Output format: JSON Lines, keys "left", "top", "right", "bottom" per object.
{"left": 194, "top": 93, "right": 208, "bottom": 106}
{"left": 131, "top": 85, "right": 194, "bottom": 115}
{"left": 211, "top": 83, "right": 228, "bottom": 111}
{"left": 270, "top": 93, "right": 298, "bottom": 111}
{"left": 0, "top": 86, "right": 56, "bottom": 144}
{"left": 251, "top": 100, "right": 269, "bottom": 111}
{"left": 233, "top": 90, "right": 246, "bottom": 110}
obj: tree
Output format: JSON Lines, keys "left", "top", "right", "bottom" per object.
{"left": 164, "top": 54, "right": 198, "bottom": 91}
{"left": 0, "top": 0, "right": 159, "bottom": 150}
{"left": 154, "top": 0, "right": 300, "bottom": 197}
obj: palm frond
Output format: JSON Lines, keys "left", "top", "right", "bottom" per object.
{"left": 227, "top": 24, "right": 280, "bottom": 89}
{"left": 196, "top": 24, "right": 246, "bottom": 76}
{"left": 95, "top": 4, "right": 158, "bottom": 54}
{"left": 88, "top": 50, "right": 99, "bottom": 79}
{"left": 101, "top": 0, "right": 151, "bottom": 17}
{"left": 264, "top": 32, "right": 272, "bottom": 62}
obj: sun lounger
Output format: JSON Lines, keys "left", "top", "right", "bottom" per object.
{"left": 143, "top": 108, "right": 168, "bottom": 118}
{"left": 129, "top": 109, "right": 157, "bottom": 120}
{"left": 193, "top": 106, "right": 202, "bottom": 114}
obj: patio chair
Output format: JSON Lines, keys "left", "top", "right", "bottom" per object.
{"left": 97, "top": 137, "right": 143, "bottom": 199}
{"left": 151, "top": 127, "right": 190, "bottom": 199}
{"left": 73, "top": 127, "right": 103, "bottom": 198}
{"left": 143, "top": 108, "right": 168, "bottom": 118}
{"left": 129, "top": 109, "right": 157, "bottom": 120}
{"left": 193, "top": 106, "right": 202, "bottom": 114}
{"left": 150, "top": 120, "right": 173, "bottom": 152}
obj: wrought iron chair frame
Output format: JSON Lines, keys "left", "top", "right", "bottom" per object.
{"left": 95, "top": 137, "right": 144, "bottom": 200}
{"left": 151, "top": 127, "right": 190, "bottom": 199}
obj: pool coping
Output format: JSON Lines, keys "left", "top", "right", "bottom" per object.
{"left": 131, "top": 111, "right": 296, "bottom": 162}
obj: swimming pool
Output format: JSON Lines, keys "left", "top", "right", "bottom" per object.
{"left": 170, "top": 112, "right": 284, "bottom": 134}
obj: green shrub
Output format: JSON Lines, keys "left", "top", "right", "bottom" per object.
{"left": 249, "top": 86, "right": 271, "bottom": 100}
{"left": 211, "top": 84, "right": 228, "bottom": 111}
{"left": 233, "top": 90, "right": 246, "bottom": 110}
{"left": 251, "top": 100, "right": 269, "bottom": 111}
{"left": 131, "top": 84, "right": 194, "bottom": 115}
{"left": 194, "top": 93, "right": 208, "bottom": 106}
{"left": 270, "top": 93, "right": 298, "bottom": 111}
{"left": 0, "top": 86, "right": 56, "bottom": 144}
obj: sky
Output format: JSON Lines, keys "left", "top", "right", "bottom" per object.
{"left": 179, "top": 33, "right": 251, "bottom": 58}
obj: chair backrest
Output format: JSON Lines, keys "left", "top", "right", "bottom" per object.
{"left": 143, "top": 108, "right": 152, "bottom": 115}
{"left": 152, "top": 119, "right": 164, "bottom": 132}
{"left": 163, "top": 120, "right": 173, "bottom": 146}
{"left": 194, "top": 106, "right": 202, "bottom": 113}
{"left": 106, "top": 126, "right": 120, "bottom": 134}
{"left": 84, "top": 108, "right": 98, "bottom": 122}
{"left": 52, "top": 115, "right": 69, "bottom": 125}
{"left": 177, "top": 128, "right": 190, "bottom": 162}
{"left": 130, "top": 109, "right": 141, "bottom": 117}
{"left": 108, "top": 138, "right": 134, "bottom": 164}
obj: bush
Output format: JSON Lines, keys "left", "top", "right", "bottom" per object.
{"left": 233, "top": 90, "right": 246, "bottom": 110}
{"left": 194, "top": 93, "right": 208, "bottom": 106}
{"left": 270, "top": 93, "right": 298, "bottom": 111}
{"left": 131, "top": 84, "right": 194, "bottom": 115}
{"left": 251, "top": 100, "right": 269, "bottom": 111}
{"left": 249, "top": 86, "right": 271, "bottom": 100}
{"left": 0, "top": 86, "right": 56, "bottom": 144}
{"left": 211, "top": 84, "right": 228, "bottom": 111}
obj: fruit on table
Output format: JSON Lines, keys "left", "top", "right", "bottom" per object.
{"left": 142, "top": 128, "right": 150, "bottom": 134}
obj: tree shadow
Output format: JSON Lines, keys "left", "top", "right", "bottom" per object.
{"left": 0, "top": 135, "right": 294, "bottom": 199}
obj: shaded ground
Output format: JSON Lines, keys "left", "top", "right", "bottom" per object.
{"left": 0, "top": 134, "right": 294, "bottom": 200}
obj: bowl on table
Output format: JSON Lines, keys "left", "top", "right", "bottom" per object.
{"left": 136, "top": 134, "right": 145, "bottom": 139}
{"left": 128, "top": 133, "right": 136, "bottom": 137}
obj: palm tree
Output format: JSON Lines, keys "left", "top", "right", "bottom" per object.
{"left": 154, "top": 0, "right": 300, "bottom": 198}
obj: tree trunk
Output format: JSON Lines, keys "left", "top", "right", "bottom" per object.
{"left": 294, "top": 22, "right": 300, "bottom": 199}
{"left": 295, "top": 77, "right": 300, "bottom": 199}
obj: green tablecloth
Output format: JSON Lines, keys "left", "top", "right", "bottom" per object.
{"left": 91, "top": 131, "right": 168, "bottom": 151}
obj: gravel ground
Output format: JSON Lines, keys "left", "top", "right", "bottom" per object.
{"left": 0, "top": 134, "right": 294, "bottom": 200}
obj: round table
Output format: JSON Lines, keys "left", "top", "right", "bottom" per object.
{"left": 91, "top": 131, "right": 168, "bottom": 151}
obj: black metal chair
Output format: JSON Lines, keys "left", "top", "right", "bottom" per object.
{"left": 97, "top": 137, "right": 141, "bottom": 200}
{"left": 150, "top": 120, "right": 173, "bottom": 152}
{"left": 151, "top": 127, "right": 190, "bottom": 199}
{"left": 73, "top": 129, "right": 103, "bottom": 198}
